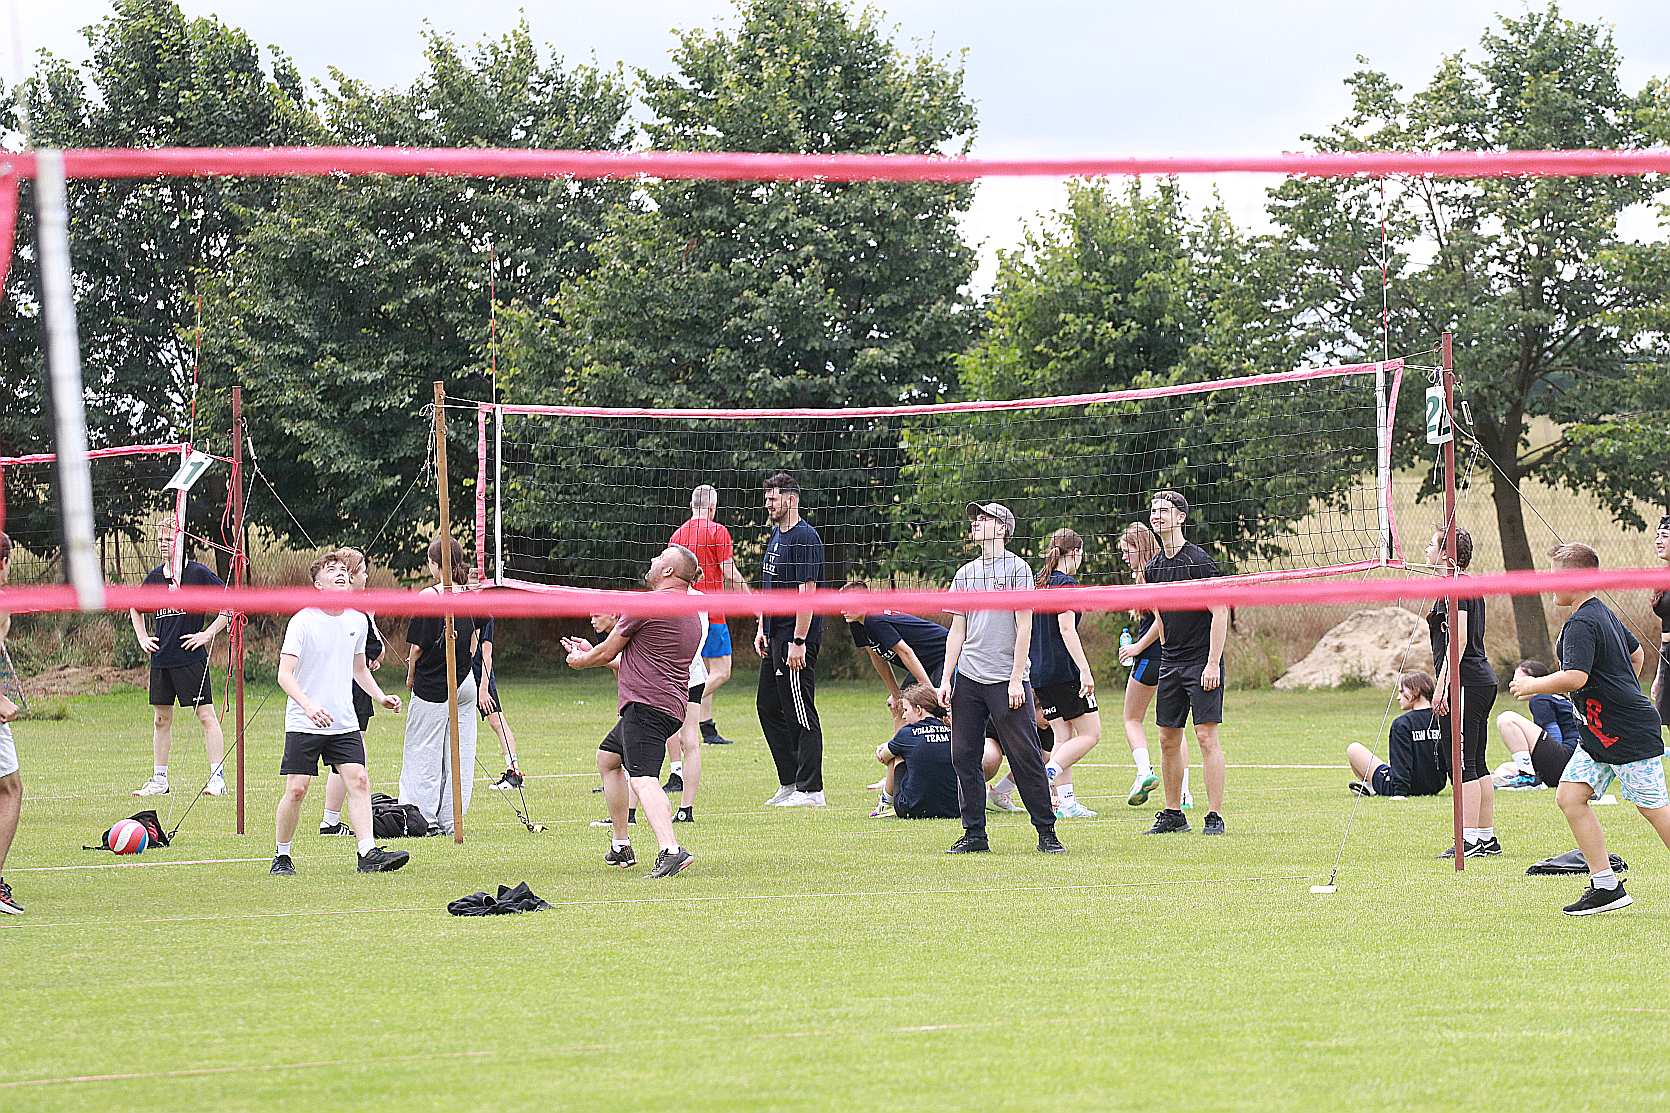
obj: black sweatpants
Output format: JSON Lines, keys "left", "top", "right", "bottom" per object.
{"left": 758, "top": 633, "right": 823, "bottom": 793}
{"left": 950, "top": 677, "right": 1055, "bottom": 835}
{"left": 1440, "top": 682, "right": 1496, "bottom": 784}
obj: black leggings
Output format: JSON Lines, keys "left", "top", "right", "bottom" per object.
{"left": 1440, "top": 682, "right": 1496, "bottom": 783}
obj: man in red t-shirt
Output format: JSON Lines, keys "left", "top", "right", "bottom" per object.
{"left": 669, "top": 485, "right": 751, "bottom": 746}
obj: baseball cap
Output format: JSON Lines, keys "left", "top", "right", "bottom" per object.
{"left": 966, "top": 501, "right": 1016, "bottom": 535}
{"left": 1152, "top": 489, "right": 1189, "bottom": 516}
{"left": 1658, "top": 514, "right": 1670, "bottom": 532}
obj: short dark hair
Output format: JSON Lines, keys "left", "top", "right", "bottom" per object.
{"left": 763, "top": 471, "right": 800, "bottom": 494}
{"left": 1433, "top": 527, "right": 1475, "bottom": 570}
{"left": 1516, "top": 659, "right": 1549, "bottom": 678}
{"left": 1549, "top": 542, "right": 1600, "bottom": 569}
{"left": 310, "top": 551, "right": 347, "bottom": 582}
{"left": 1152, "top": 489, "right": 1189, "bottom": 516}
{"left": 427, "top": 536, "right": 467, "bottom": 573}
{"left": 1398, "top": 671, "right": 1435, "bottom": 700}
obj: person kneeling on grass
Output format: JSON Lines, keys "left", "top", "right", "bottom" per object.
{"left": 1511, "top": 543, "right": 1668, "bottom": 916}
{"left": 1347, "top": 672, "right": 1447, "bottom": 798}
{"left": 271, "top": 552, "right": 406, "bottom": 877}
{"left": 1494, "top": 659, "right": 1578, "bottom": 790}
{"left": 871, "top": 685, "right": 1001, "bottom": 820}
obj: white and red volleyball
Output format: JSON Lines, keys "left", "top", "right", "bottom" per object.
{"left": 106, "top": 819, "right": 149, "bottom": 855}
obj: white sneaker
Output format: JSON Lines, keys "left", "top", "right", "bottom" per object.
{"left": 985, "top": 789, "right": 1021, "bottom": 813}
{"left": 775, "top": 790, "right": 827, "bottom": 807}
{"left": 763, "top": 785, "right": 797, "bottom": 806}
{"left": 202, "top": 776, "right": 226, "bottom": 798}
{"left": 1055, "top": 800, "right": 1098, "bottom": 819}
{"left": 132, "top": 776, "right": 169, "bottom": 797}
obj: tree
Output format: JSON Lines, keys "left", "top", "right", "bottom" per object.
{"left": 204, "top": 22, "right": 633, "bottom": 572}
{"left": 1267, "top": 3, "right": 1670, "bottom": 659}
{"left": 0, "top": 0, "right": 307, "bottom": 570}
{"left": 498, "top": 0, "right": 978, "bottom": 588}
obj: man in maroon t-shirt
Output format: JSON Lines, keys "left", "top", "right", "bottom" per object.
{"left": 669, "top": 484, "right": 751, "bottom": 746}
{"left": 564, "top": 546, "right": 704, "bottom": 879}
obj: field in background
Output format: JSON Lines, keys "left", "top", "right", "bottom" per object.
{"left": 4, "top": 673, "right": 1670, "bottom": 1111}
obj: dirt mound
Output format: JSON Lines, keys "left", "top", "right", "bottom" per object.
{"left": 1274, "top": 607, "right": 1429, "bottom": 691}
{"left": 22, "top": 664, "right": 149, "bottom": 697}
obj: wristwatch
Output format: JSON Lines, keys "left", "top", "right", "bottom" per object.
{"left": 791, "top": 636, "right": 807, "bottom": 646}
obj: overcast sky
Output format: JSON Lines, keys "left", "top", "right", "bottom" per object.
{"left": 12, "top": 1, "right": 1670, "bottom": 284}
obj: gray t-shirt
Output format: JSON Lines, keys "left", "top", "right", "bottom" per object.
{"left": 948, "top": 550, "right": 1034, "bottom": 684}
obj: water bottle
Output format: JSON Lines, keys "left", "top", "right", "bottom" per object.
{"left": 1119, "top": 627, "right": 1133, "bottom": 666}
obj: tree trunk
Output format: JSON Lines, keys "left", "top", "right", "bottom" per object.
{"left": 1489, "top": 466, "right": 1554, "bottom": 664}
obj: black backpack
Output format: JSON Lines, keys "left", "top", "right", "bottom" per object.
{"left": 370, "top": 793, "right": 432, "bottom": 838}
{"left": 86, "top": 809, "right": 172, "bottom": 852}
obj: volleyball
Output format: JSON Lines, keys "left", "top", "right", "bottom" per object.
{"left": 106, "top": 819, "right": 149, "bottom": 855}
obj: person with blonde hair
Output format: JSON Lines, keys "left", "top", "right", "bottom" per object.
{"left": 1030, "top": 528, "right": 1101, "bottom": 819}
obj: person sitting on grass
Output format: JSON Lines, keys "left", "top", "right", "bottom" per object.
{"left": 1494, "top": 659, "right": 1578, "bottom": 789}
{"left": 871, "top": 685, "right": 1002, "bottom": 819}
{"left": 1346, "top": 671, "right": 1447, "bottom": 798}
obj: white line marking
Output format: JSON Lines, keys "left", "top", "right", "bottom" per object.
{"left": 0, "top": 1049, "right": 492, "bottom": 1090}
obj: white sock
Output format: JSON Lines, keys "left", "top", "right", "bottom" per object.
{"left": 1045, "top": 763, "right": 1060, "bottom": 782}
{"left": 322, "top": 809, "right": 341, "bottom": 826}
{"left": 668, "top": 844, "right": 682, "bottom": 854}
{"left": 275, "top": 841, "right": 291, "bottom": 856}
{"left": 1592, "top": 868, "right": 1619, "bottom": 890}
{"left": 356, "top": 836, "right": 374, "bottom": 855}
{"left": 992, "top": 774, "right": 1015, "bottom": 795}
{"left": 670, "top": 761, "right": 683, "bottom": 776}
{"left": 1463, "top": 827, "right": 1481, "bottom": 843}
{"left": 1181, "top": 769, "right": 1191, "bottom": 792}
{"left": 1058, "top": 783, "right": 1076, "bottom": 803}
{"left": 1478, "top": 826, "right": 1494, "bottom": 841}
{"left": 613, "top": 838, "right": 630, "bottom": 850}
{"left": 1132, "top": 747, "right": 1152, "bottom": 778}
{"left": 880, "top": 790, "right": 892, "bottom": 804}
{"left": 154, "top": 765, "right": 168, "bottom": 780}
{"left": 1514, "top": 751, "right": 1535, "bottom": 773}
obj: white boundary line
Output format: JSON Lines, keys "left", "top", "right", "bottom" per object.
{"left": 0, "top": 1049, "right": 492, "bottom": 1091}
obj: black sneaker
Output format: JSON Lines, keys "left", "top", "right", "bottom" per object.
{"left": 0, "top": 877, "right": 24, "bottom": 915}
{"left": 603, "top": 844, "right": 637, "bottom": 869}
{"left": 649, "top": 847, "right": 694, "bottom": 878}
{"left": 946, "top": 832, "right": 991, "bottom": 854}
{"left": 270, "top": 854, "right": 296, "bottom": 876}
{"left": 591, "top": 784, "right": 604, "bottom": 794}
{"left": 1435, "top": 842, "right": 1482, "bottom": 859}
{"left": 490, "top": 767, "right": 524, "bottom": 790}
{"left": 318, "top": 821, "right": 352, "bottom": 837}
{"left": 701, "top": 721, "right": 735, "bottom": 745}
{"left": 1474, "top": 836, "right": 1503, "bottom": 856}
{"left": 1144, "top": 809, "right": 1190, "bottom": 835}
{"left": 662, "top": 772, "right": 684, "bottom": 794}
{"left": 1563, "top": 881, "right": 1632, "bottom": 916}
{"left": 1348, "top": 781, "right": 1373, "bottom": 797}
{"left": 672, "top": 806, "right": 694, "bottom": 823}
{"left": 1037, "top": 829, "right": 1066, "bottom": 854}
{"left": 356, "top": 846, "right": 410, "bottom": 873}
{"left": 1203, "top": 811, "right": 1226, "bottom": 836}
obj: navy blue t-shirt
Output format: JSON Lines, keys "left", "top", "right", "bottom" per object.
{"left": 140, "top": 560, "right": 226, "bottom": 669}
{"left": 1528, "top": 692, "right": 1579, "bottom": 749}
{"left": 761, "top": 519, "right": 825, "bottom": 641}
{"left": 1030, "top": 570, "right": 1081, "bottom": 688}
{"left": 1385, "top": 706, "right": 1447, "bottom": 796}
{"left": 849, "top": 612, "right": 947, "bottom": 685}
{"left": 888, "top": 716, "right": 957, "bottom": 818}
{"left": 1557, "top": 597, "right": 1662, "bottom": 764}
{"left": 472, "top": 616, "right": 496, "bottom": 679}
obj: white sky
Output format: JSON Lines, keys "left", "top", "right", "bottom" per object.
{"left": 12, "top": 1, "right": 1670, "bottom": 285}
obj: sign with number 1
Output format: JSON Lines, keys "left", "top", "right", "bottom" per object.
{"left": 1424, "top": 385, "right": 1453, "bottom": 445}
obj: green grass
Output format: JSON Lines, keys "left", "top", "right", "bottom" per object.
{"left": 4, "top": 673, "right": 1670, "bottom": 1111}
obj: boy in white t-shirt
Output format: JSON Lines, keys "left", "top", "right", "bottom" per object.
{"left": 271, "top": 552, "right": 407, "bottom": 876}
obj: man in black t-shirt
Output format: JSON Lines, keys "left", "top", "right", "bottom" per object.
{"left": 1140, "top": 490, "right": 1229, "bottom": 836}
{"left": 1513, "top": 543, "right": 1669, "bottom": 916}
{"left": 127, "top": 533, "right": 231, "bottom": 799}
{"left": 755, "top": 472, "right": 827, "bottom": 807}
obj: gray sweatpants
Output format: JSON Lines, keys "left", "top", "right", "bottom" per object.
{"left": 399, "top": 675, "right": 477, "bottom": 834}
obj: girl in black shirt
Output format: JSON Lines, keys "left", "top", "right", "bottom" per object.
{"left": 1424, "top": 527, "right": 1500, "bottom": 859}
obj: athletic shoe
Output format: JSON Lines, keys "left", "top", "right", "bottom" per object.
{"left": 1564, "top": 881, "right": 1632, "bottom": 916}
{"left": 1127, "top": 773, "right": 1160, "bottom": 807}
{"left": 1348, "top": 780, "right": 1373, "bottom": 797}
{"left": 1144, "top": 809, "right": 1190, "bottom": 835}
{"left": 203, "top": 776, "right": 226, "bottom": 798}
{"left": 132, "top": 775, "right": 169, "bottom": 797}
{"left": 945, "top": 832, "right": 991, "bottom": 854}
{"left": 776, "top": 790, "right": 827, "bottom": 807}
{"left": 318, "top": 821, "right": 353, "bottom": 837}
{"left": 603, "top": 844, "right": 637, "bottom": 869}
{"left": 985, "top": 789, "right": 1021, "bottom": 813}
{"left": 648, "top": 847, "right": 694, "bottom": 878}
{"left": 662, "top": 772, "right": 684, "bottom": 794}
{"left": 270, "top": 854, "right": 296, "bottom": 876}
{"left": 1037, "top": 830, "right": 1067, "bottom": 854}
{"left": 1474, "top": 837, "right": 1503, "bottom": 856}
{"left": 763, "top": 785, "right": 797, "bottom": 806}
{"left": 0, "top": 878, "right": 23, "bottom": 915}
{"left": 869, "top": 798, "right": 895, "bottom": 819}
{"left": 1055, "top": 800, "right": 1098, "bottom": 819}
{"left": 1497, "top": 771, "right": 1541, "bottom": 790}
{"left": 490, "top": 768, "right": 524, "bottom": 791}
{"left": 591, "top": 784, "right": 604, "bottom": 794}
{"left": 672, "top": 806, "right": 694, "bottom": 823}
{"left": 1203, "top": 811, "right": 1226, "bottom": 836}
{"left": 356, "top": 846, "right": 410, "bottom": 873}
{"left": 1435, "top": 842, "right": 1483, "bottom": 859}
{"left": 1179, "top": 789, "right": 1194, "bottom": 809}
{"left": 700, "top": 723, "right": 736, "bottom": 746}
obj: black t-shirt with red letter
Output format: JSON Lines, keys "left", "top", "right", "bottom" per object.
{"left": 1557, "top": 597, "right": 1663, "bottom": 764}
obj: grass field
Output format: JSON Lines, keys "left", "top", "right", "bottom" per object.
{"left": 4, "top": 671, "right": 1670, "bottom": 1111}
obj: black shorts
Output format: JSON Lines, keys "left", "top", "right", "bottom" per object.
{"left": 1155, "top": 659, "right": 1224, "bottom": 729}
{"left": 280, "top": 730, "right": 367, "bottom": 777}
{"left": 1128, "top": 655, "right": 1160, "bottom": 688}
{"left": 1036, "top": 681, "right": 1098, "bottom": 722}
{"left": 1531, "top": 734, "right": 1576, "bottom": 789}
{"left": 475, "top": 673, "right": 502, "bottom": 721}
{"left": 688, "top": 683, "right": 705, "bottom": 707}
{"left": 150, "top": 662, "right": 215, "bottom": 708}
{"left": 598, "top": 702, "right": 683, "bottom": 779}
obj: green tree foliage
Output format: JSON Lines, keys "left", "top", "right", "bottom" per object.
{"left": 498, "top": 0, "right": 977, "bottom": 587}
{"left": 893, "top": 180, "right": 1382, "bottom": 584}
{"left": 1, "top": 0, "right": 305, "bottom": 569}
{"left": 204, "top": 23, "right": 632, "bottom": 572}
{"left": 1267, "top": 3, "right": 1670, "bottom": 658}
